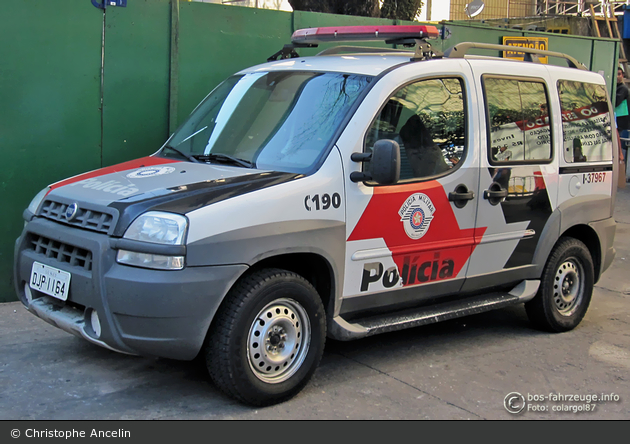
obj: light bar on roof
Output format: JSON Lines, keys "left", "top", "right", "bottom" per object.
{"left": 291, "top": 25, "right": 439, "bottom": 45}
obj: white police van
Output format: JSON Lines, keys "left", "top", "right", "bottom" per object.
{"left": 14, "top": 25, "right": 618, "bottom": 406}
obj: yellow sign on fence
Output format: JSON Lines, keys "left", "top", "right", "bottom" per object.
{"left": 502, "top": 37, "right": 549, "bottom": 64}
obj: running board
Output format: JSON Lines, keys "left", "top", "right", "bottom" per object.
{"left": 330, "top": 280, "right": 539, "bottom": 341}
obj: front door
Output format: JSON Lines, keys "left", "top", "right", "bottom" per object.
{"left": 341, "top": 69, "right": 484, "bottom": 316}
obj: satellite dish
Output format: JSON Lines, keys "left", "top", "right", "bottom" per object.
{"left": 465, "top": 0, "right": 485, "bottom": 18}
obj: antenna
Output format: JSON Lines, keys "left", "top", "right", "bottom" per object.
{"left": 465, "top": 0, "right": 485, "bottom": 18}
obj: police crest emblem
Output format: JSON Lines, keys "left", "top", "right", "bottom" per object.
{"left": 398, "top": 193, "right": 436, "bottom": 240}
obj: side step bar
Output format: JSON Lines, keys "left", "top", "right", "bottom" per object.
{"left": 330, "top": 280, "right": 539, "bottom": 341}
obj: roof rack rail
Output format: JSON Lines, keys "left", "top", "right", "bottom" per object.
{"left": 267, "top": 43, "right": 317, "bottom": 63}
{"left": 444, "top": 42, "right": 587, "bottom": 70}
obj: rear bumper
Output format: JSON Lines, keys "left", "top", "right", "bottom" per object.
{"left": 14, "top": 218, "right": 247, "bottom": 360}
{"left": 589, "top": 216, "right": 616, "bottom": 279}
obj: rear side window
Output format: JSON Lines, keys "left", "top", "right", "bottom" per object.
{"left": 484, "top": 77, "right": 552, "bottom": 164}
{"left": 557, "top": 80, "right": 612, "bottom": 163}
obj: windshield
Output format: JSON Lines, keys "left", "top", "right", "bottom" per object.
{"left": 163, "top": 71, "right": 373, "bottom": 173}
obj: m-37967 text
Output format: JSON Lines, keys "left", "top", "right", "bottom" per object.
{"left": 583, "top": 172, "right": 606, "bottom": 184}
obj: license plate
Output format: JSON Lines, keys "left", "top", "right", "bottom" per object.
{"left": 30, "top": 262, "right": 71, "bottom": 301}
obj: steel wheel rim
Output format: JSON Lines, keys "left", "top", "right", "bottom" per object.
{"left": 553, "top": 258, "right": 584, "bottom": 316}
{"left": 247, "top": 298, "right": 311, "bottom": 384}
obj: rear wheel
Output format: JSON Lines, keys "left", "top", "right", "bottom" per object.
{"left": 526, "top": 237, "right": 594, "bottom": 332}
{"left": 205, "top": 268, "right": 326, "bottom": 406}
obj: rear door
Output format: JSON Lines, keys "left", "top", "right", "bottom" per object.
{"left": 464, "top": 63, "right": 558, "bottom": 291}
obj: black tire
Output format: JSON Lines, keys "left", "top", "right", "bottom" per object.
{"left": 525, "top": 237, "right": 594, "bottom": 332}
{"left": 205, "top": 268, "right": 326, "bottom": 406}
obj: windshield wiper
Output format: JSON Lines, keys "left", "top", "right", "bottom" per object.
{"left": 162, "top": 145, "right": 201, "bottom": 163}
{"left": 192, "top": 153, "right": 254, "bottom": 168}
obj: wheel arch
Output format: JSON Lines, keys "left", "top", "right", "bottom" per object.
{"left": 204, "top": 252, "right": 337, "bottom": 342}
{"left": 551, "top": 194, "right": 610, "bottom": 283}
{"left": 559, "top": 224, "right": 602, "bottom": 283}
{"left": 246, "top": 253, "right": 336, "bottom": 316}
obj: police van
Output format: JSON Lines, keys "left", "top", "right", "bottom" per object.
{"left": 14, "top": 25, "right": 618, "bottom": 406}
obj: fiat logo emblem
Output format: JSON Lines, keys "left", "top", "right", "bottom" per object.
{"left": 65, "top": 203, "right": 79, "bottom": 221}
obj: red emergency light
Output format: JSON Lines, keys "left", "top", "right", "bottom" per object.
{"left": 291, "top": 25, "right": 439, "bottom": 45}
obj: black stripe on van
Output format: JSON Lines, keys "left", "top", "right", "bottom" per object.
{"left": 486, "top": 166, "right": 553, "bottom": 269}
{"left": 559, "top": 165, "right": 613, "bottom": 174}
{"left": 109, "top": 172, "right": 303, "bottom": 236}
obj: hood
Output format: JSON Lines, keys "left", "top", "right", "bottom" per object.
{"left": 47, "top": 156, "right": 303, "bottom": 236}
{"left": 48, "top": 156, "right": 259, "bottom": 206}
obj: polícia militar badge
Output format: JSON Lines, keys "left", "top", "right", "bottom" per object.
{"left": 398, "top": 193, "right": 435, "bottom": 240}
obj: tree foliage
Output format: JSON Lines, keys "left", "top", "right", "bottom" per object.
{"left": 380, "top": 0, "right": 423, "bottom": 21}
{"left": 288, "top": 0, "right": 423, "bottom": 20}
{"left": 287, "top": 0, "right": 380, "bottom": 17}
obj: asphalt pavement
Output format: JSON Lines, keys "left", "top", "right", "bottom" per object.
{"left": 1, "top": 189, "right": 630, "bottom": 420}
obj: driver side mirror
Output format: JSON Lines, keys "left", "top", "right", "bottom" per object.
{"left": 350, "top": 139, "right": 401, "bottom": 185}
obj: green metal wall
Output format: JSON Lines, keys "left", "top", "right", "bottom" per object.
{"left": 0, "top": 2, "right": 620, "bottom": 302}
{"left": 175, "top": 3, "right": 293, "bottom": 126}
{"left": 102, "top": 0, "right": 171, "bottom": 167}
{"left": 293, "top": 11, "right": 395, "bottom": 57}
{"left": 0, "top": 0, "right": 103, "bottom": 302}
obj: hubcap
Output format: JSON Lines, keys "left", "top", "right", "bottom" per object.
{"left": 553, "top": 258, "right": 583, "bottom": 316}
{"left": 247, "top": 298, "right": 311, "bottom": 384}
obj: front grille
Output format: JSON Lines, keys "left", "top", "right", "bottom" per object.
{"left": 29, "top": 234, "right": 93, "bottom": 271}
{"left": 40, "top": 200, "right": 115, "bottom": 234}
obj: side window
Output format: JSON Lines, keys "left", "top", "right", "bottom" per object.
{"left": 484, "top": 77, "right": 552, "bottom": 163}
{"left": 557, "top": 80, "right": 612, "bottom": 163}
{"left": 365, "top": 78, "right": 466, "bottom": 181}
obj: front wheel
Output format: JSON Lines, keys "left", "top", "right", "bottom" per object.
{"left": 205, "top": 268, "right": 326, "bottom": 406}
{"left": 525, "top": 237, "right": 594, "bottom": 332}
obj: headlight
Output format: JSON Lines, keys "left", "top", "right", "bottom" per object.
{"left": 117, "top": 212, "right": 188, "bottom": 270}
{"left": 123, "top": 212, "right": 188, "bottom": 245}
{"left": 27, "top": 187, "right": 50, "bottom": 216}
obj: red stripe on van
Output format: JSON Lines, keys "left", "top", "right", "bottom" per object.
{"left": 48, "top": 156, "right": 179, "bottom": 193}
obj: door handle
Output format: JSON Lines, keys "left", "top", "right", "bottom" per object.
{"left": 448, "top": 184, "right": 475, "bottom": 208}
{"left": 483, "top": 182, "right": 508, "bottom": 205}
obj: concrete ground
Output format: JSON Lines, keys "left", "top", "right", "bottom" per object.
{"left": 1, "top": 190, "right": 630, "bottom": 420}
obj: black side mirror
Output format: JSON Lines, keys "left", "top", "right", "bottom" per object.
{"left": 350, "top": 139, "right": 401, "bottom": 185}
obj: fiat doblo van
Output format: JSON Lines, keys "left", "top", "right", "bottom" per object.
{"left": 14, "top": 26, "right": 618, "bottom": 406}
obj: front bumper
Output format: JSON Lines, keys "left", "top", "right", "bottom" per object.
{"left": 14, "top": 218, "right": 247, "bottom": 360}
